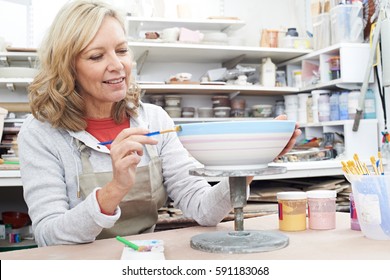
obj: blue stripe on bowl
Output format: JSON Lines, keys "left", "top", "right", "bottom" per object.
{"left": 177, "top": 120, "right": 295, "bottom": 136}
{"left": 179, "top": 134, "right": 289, "bottom": 144}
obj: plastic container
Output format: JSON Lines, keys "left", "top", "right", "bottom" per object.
{"left": 275, "top": 70, "right": 287, "bottom": 87}
{"left": 260, "top": 57, "right": 276, "bottom": 87}
{"left": 307, "top": 190, "right": 337, "bottom": 230}
{"left": 148, "top": 95, "right": 165, "bottom": 107}
{"left": 312, "top": 13, "right": 331, "bottom": 50}
{"left": 230, "top": 98, "right": 246, "bottom": 110}
{"left": 280, "top": 28, "right": 299, "bottom": 48}
{"left": 349, "top": 193, "right": 361, "bottom": 231}
{"left": 164, "top": 107, "right": 182, "bottom": 118}
{"left": 251, "top": 104, "right": 273, "bottom": 118}
{"left": 230, "top": 109, "right": 245, "bottom": 117}
{"left": 283, "top": 94, "right": 298, "bottom": 108}
{"left": 318, "top": 93, "right": 330, "bottom": 122}
{"left": 292, "top": 70, "right": 302, "bottom": 88}
{"left": 339, "top": 91, "right": 349, "bottom": 120}
{"left": 311, "top": 90, "right": 325, "bottom": 123}
{"left": 211, "top": 95, "right": 230, "bottom": 108}
{"left": 165, "top": 95, "right": 182, "bottom": 107}
{"left": 328, "top": 56, "right": 341, "bottom": 80}
{"left": 346, "top": 174, "right": 390, "bottom": 240}
{"left": 364, "top": 89, "right": 376, "bottom": 119}
{"left": 277, "top": 192, "right": 307, "bottom": 232}
{"left": 329, "top": 92, "right": 340, "bottom": 121}
{"left": 297, "top": 93, "right": 310, "bottom": 109}
{"left": 181, "top": 107, "right": 195, "bottom": 118}
{"left": 348, "top": 90, "right": 360, "bottom": 119}
{"left": 285, "top": 109, "right": 298, "bottom": 121}
{"left": 330, "top": 4, "right": 364, "bottom": 45}
{"left": 213, "top": 107, "right": 231, "bottom": 118}
{"left": 197, "top": 107, "right": 213, "bottom": 118}
{"left": 274, "top": 100, "right": 285, "bottom": 116}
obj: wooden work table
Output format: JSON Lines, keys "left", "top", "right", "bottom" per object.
{"left": 1, "top": 213, "right": 390, "bottom": 260}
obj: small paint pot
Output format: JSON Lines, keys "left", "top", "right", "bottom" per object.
{"left": 197, "top": 107, "right": 213, "bottom": 118}
{"left": 181, "top": 107, "right": 195, "bottom": 118}
{"left": 307, "top": 190, "right": 336, "bottom": 230}
{"left": 213, "top": 107, "right": 231, "bottom": 118}
{"left": 349, "top": 193, "right": 361, "bottom": 231}
{"left": 164, "top": 107, "right": 181, "bottom": 118}
{"left": 277, "top": 192, "right": 307, "bottom": 231}
{"left": 165, "top": 95, "right": 182, "bottom": 107}
{"left": 211, "top": 95, "right": 230, "bottom": 108}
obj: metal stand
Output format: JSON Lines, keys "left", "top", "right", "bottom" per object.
{"left": 189, "top": 166, "right": 289, "bottom": 254}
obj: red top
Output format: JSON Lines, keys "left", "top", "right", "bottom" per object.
{"left": 86, "top": 117, "right": 130, "bottom": 149}
{"left": 86, "top": 117, "right": 130, "bottom": 215}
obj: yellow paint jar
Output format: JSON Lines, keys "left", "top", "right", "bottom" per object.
{"left": 277, "top": 192, "right": 307, "bottom": 231}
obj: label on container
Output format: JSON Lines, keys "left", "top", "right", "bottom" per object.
{"left": 358, "top": 194, "right": 381, "bottom": 225}
{"left": 278, "top": 200, "right": 306, "bottom": 231}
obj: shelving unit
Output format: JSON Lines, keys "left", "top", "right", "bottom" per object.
{"left": 128, "top": 42, "right": 311, "bottom": 64}
{"left": 126, "top": 16, "right": 246, "bottom": 33}
{"left": 0, "top": 19, "right": 380, "bottom": 186}
{"left": 0, "top": 51, "right": 37, "bottom": 94}
{"left": 278, "top": 43, "right": 373, "bottom": 91}
{"left": 140, "top": 83, "right": 298, "bottom": 95}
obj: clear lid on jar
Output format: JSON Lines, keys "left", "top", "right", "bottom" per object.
{"left": 277, "top": 191, "right": 307, "bottom": 200}
{"left": 306, "top": 190, "right": 336, "bottom": 198}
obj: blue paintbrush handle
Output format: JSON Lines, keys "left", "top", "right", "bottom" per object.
{"left": 98, "top": 130, "right": 160, "bottom": 145}
{"left": 144, "top": 131, "right": 160, "bottom": 136}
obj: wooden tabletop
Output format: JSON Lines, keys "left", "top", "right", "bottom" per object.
{"left": 1, "top": 213, "right": 389, "bottom": 260}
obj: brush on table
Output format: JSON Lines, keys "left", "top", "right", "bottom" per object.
{"left": 98, "top": 126, "right": 182, "bottom": 145}
{"left": 116, "top": 236, "right": 152, "bottom": 252}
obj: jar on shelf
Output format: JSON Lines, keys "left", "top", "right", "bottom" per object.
{"left": 348, "top": 90, "right": 360, "bottom": 119}
{"left": 339, "top": 91, "right": 349, "bottom": 120}
{"left": 197, "top": 107, "right": 213, "bottom": 118}
{"left": 328, "top": 56, "right": 340, "bottom": 80}
{"left": 165, "top": 95, "right": 182, "bottom": 107}
{"left": 329, "top": 92, "right": 340, "bottom": 121}
{"left": 274, "top": 100, "right": 285, "bottom": 116}
{"left": 364, "top": 89, "right": 376, "bottom": 119}
{"left": 318, "top": 93, "right": 330, "bottom": 122}
{"left": 181, "top": 107, "right": 195, "bottom": 118}
{"left": 292, "top": 70, "right": 302, "bottom": 88}
{"left": 211, "top": 95, "right": 230, "bottom": 108}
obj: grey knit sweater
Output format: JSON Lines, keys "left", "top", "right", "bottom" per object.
{"left": 18, "top": 103, "right": 232, "bottom": 247}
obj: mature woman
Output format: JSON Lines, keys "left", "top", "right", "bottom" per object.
{"left": 18, "top": 0, "right": 300, "bottom": 247}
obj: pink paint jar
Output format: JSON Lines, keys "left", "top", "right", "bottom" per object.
{"left": 307, "top": 190, "right": 336, "bottom": 230}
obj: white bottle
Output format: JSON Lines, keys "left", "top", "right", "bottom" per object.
{"left": 261, "top": 57, "right": 276, "bottom": 87}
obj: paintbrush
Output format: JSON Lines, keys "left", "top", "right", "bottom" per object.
{"left": 98, "top": 126, "right": 182, "bottom": 145}
{"left": 116, "top": 236, "right": 152, "bottom": 252}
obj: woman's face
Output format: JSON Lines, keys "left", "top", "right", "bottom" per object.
{"left": 75, "top": 16, "right": 132, "bottom": 118}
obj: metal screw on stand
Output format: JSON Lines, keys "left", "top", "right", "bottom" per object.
{"left": 189, "top": 166, "right": 290, "bottom": 254}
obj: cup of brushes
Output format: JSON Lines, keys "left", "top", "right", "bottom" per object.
{"left": 343, "top": 153, "right": 390, "bottom": 240}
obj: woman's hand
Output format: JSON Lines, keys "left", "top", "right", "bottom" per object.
{"left": 275, "top": 114, "right": 301, "bottom": 157}
{"left": 97, "top": 127, "right": 158, "bottom": 214}
{"left": 246, "top": 115, "right": 301, "bottom": 186}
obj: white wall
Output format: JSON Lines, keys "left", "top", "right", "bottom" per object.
{"left": 0, "top": 0, "right": 307, "bottom": 48}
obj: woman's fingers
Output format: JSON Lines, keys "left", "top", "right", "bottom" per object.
{"left": 274, "top": 114, "right": 302, "bottom": 157}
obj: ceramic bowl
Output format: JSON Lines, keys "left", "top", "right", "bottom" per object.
{"left": 177, "top": 120, "right": 295, "bottom": 170}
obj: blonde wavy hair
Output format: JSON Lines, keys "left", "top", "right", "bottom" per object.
{"left": 29, "top": 0, "right": 140, "bottom": 132}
